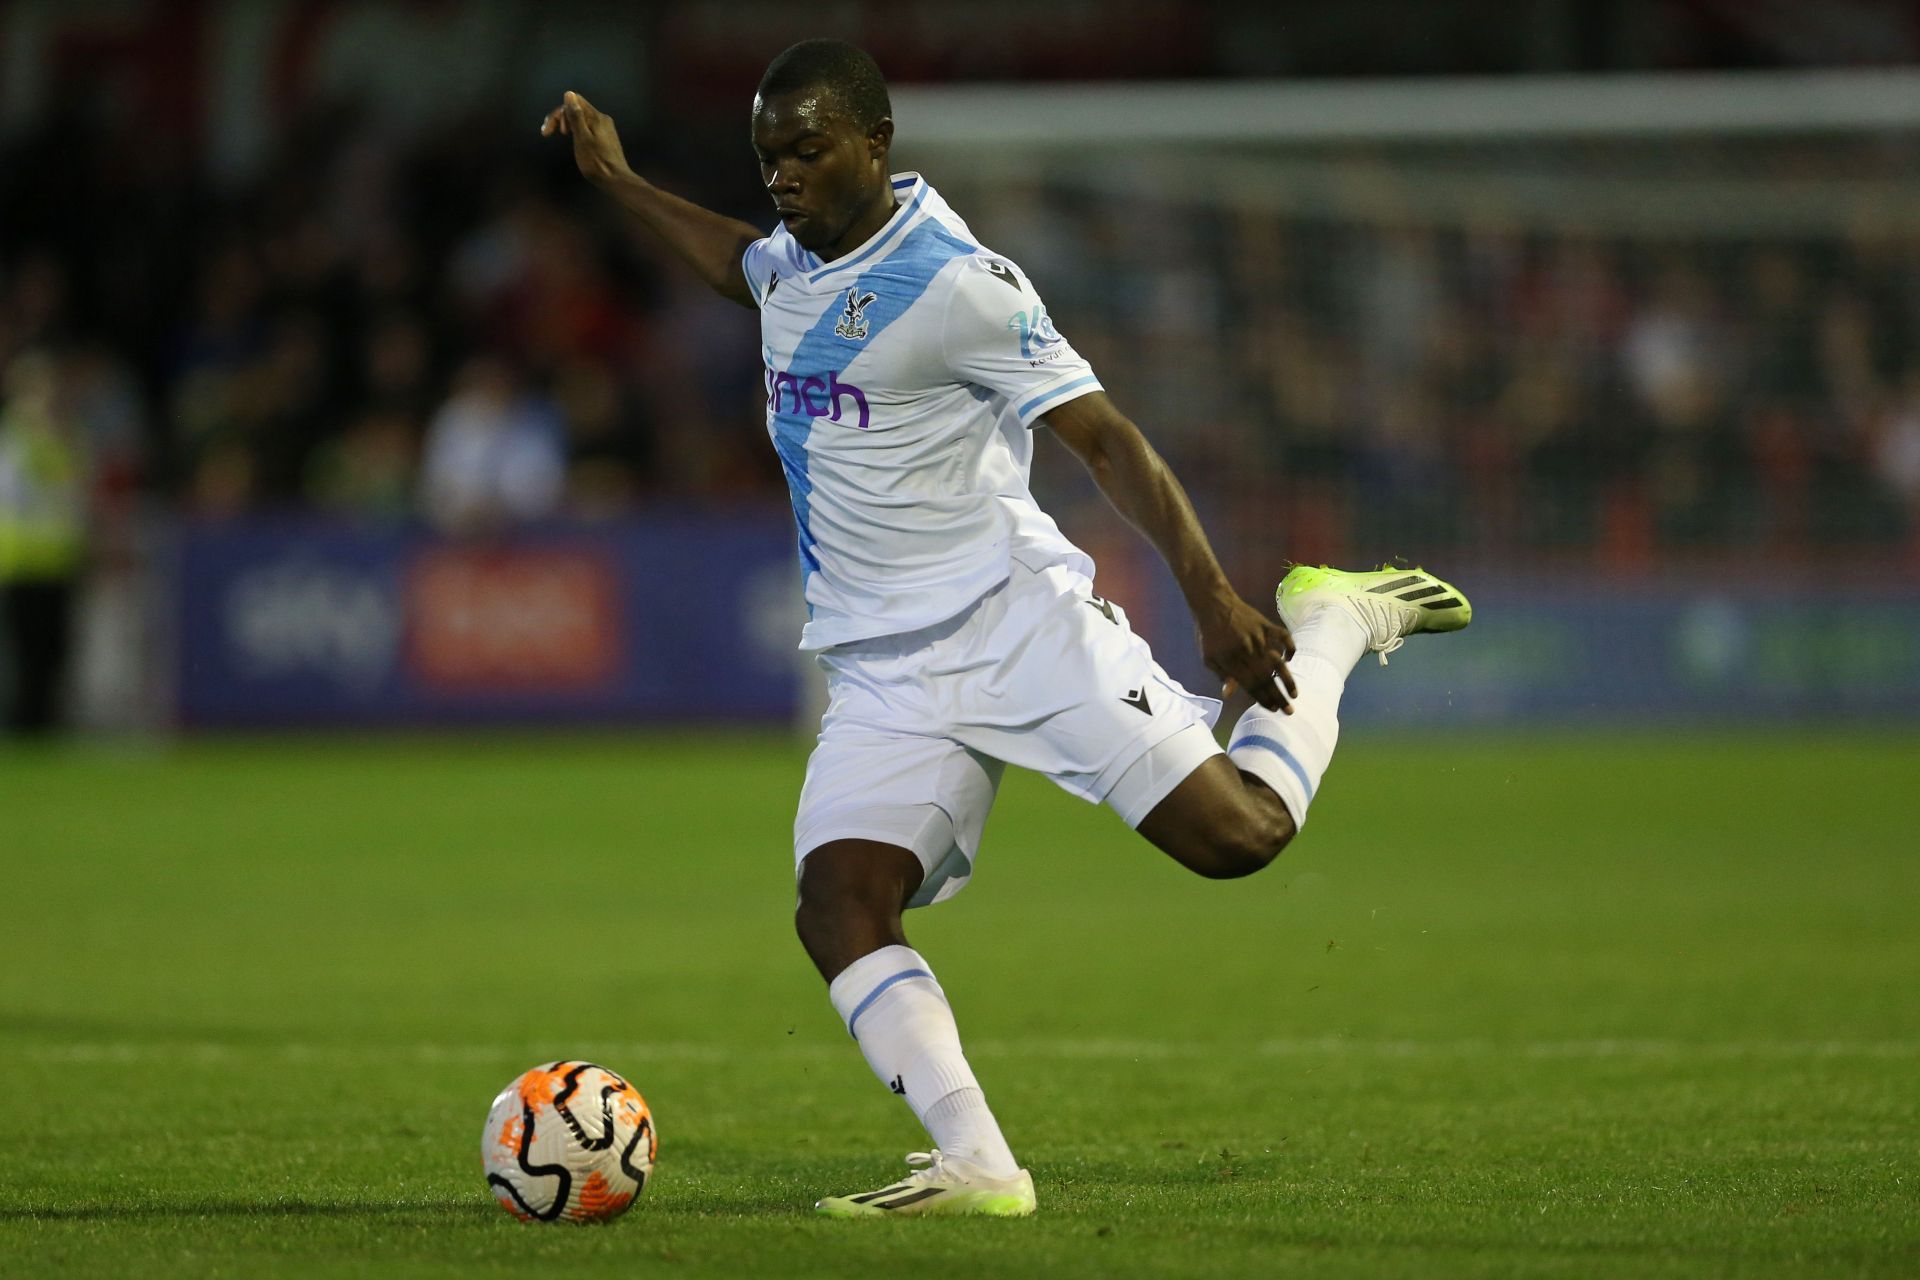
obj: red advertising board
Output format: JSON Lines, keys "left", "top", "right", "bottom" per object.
{"left": 405, "top": 546, "right": 622, "bottom": 693}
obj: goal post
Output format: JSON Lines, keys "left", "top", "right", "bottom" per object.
{"left": 893, "top": 69, "right": 1920, "bottom": 147}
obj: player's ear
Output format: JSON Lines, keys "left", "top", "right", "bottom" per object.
{"left": 868, "top": 117, "right": 894, "bottom": 165}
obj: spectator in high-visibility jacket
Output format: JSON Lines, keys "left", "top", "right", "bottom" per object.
{"left": 0, "top": 351, "right": 85, "bottom": 733}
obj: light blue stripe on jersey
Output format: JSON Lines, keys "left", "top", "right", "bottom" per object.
{"left": 767, "top": 215, "right": 979, "bottom": 586}
{"left": 1017, "top": 373, "right": 1102, "bottom": 421}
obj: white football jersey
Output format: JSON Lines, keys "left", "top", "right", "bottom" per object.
{"left": 742, "top": 173, "right": 1103, "bottom": 650}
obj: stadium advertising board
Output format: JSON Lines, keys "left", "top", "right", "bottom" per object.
{"left": 175, "top": 514, "right": 805, "bottom": 726}
{"left": 405, "top": 547, "right": 624, "bottom": 693}
{"left": 1335, "top": 585, "right": 1920, "bottom": 723}
{"left": 174, "top": 518, "right": 1920, "bottom": 727}
{"left": 1124, "top": 566, "right": 1920, "bottom": 726}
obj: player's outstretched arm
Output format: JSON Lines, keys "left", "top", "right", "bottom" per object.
{"left": 1046, "top": 391, "right": 1297, "bottom": 713}
{"left": 541, "top": 91, "right": 761, "bottom": 309}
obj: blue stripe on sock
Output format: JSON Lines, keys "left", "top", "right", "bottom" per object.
{"left": 845, "top": 968, "right": 934, "bottom": 1039}
{"left": 1228, "top": 734, "right": 1316, "bottom": 801}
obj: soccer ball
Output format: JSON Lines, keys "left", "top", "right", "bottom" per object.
{"left": 482, "top": 1061, "right": 657, "bottom": 1223}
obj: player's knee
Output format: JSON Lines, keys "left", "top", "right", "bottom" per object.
{"left": 791, "top": 889, "right": 833, "bottom": 948}
{"left": 1195, "top": 805, "right": 1294, "bottom": 879}
{"left": 793, "top": 878, "right": 882, "bottom": 974}
{"left": 792, "top": 841, "right": 917, "bottom": 961}
{"left": 793, "top": 863, "right": 869, "bottom": 942}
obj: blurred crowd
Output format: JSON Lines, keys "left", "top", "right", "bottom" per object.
{"left": 0, "top": 100, "right": 776, "bottom": 540}
{"left": 963, "top": 182, "right": 1920, "bottom": 575}
{"left": 3, "top": 100, "right": 1918, "bottom": 612}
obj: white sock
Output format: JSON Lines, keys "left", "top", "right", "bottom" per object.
{"left": 827, "top": 945, "right": 1020, "bottom": 1177}
{"left": 1227, "top": 606, "right": 1366, "bottom": 828}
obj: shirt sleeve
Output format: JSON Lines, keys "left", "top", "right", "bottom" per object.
{"left": 741, "top": 236, "right": 775, "bottom": 308}
{"left": 940, "top": 254, "right": 1102, "bottom": 427}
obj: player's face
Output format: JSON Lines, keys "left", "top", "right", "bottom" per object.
{"left": 751, "top": 90, "right": 893, "bottom": 258}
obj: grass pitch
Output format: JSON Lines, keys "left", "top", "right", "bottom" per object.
{"left": 3, "top": 728, "right": 1916, "bottom": 1278}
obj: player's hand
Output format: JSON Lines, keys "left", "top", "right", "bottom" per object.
{"left": 1197, "top": 595, "right": 1296, "bottom": 714}
{"left": 540, "top": 91, "right": 633, "bottom": 188}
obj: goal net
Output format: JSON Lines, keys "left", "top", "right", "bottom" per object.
{"left": 893, "top": 72, "right": 1920, "bottom": 587}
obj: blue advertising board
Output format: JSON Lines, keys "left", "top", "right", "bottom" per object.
{"left": 174, "top": 511, "right": 809, "bottom": 727}
{"left": 1126, "top": 565, "right": 1920, "bottom": 725}
{"left": 173, "top": 516, "right": 1920, "bottom": 728}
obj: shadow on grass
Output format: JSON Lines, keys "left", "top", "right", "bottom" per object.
{"left": 3, "top": 1199, "right": 492, "bottom": 1222}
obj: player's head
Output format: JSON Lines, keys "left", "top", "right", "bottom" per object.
{"left": 751, "top": 39, "right": 895, "bottom": 255}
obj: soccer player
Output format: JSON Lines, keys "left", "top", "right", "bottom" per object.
{"left": 542, "top": 40, "right": 1469, "bottom": 1218}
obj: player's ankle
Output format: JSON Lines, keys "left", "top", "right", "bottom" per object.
{"left": 924, "top": 1088, "right": 1020, "bottom": 1177}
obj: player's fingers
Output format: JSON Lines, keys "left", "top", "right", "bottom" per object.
{"left": 1270, "top": 620, "right": 1296, "bottom": 662}
{"left": 1271, "top": 681, "right": 1295, "bottom": 714}
{"left": 1267, "top": 651, "right": 1298, "bottom": 700}
{"left": 540, "top": 107, "right": 564, "bottom": 136}
{"left": 1212, "top": 649, "right": 1249, "bottom": 690}
{"left": 1214, "top": 662, "right": 1249, "bottom": 703}
{"left": 1253, "top": 682, "right": 1287, "bottom": 713}
{"left": 1235, "top": 658, "right": 1286, "bottom": 713}
{"left": 1259, "top": 657, "right": 1295, "bottom": 713}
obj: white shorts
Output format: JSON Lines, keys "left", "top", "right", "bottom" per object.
{"left": 794, "top": 561, "right": 1225, "bottom": 908}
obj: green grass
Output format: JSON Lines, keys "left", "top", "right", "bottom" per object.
{"left": 3, "top": 728, "right": 1916, "bottom": 1278}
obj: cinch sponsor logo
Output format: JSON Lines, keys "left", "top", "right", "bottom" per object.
{"left": 765, "top": 368, "right": 871, "bottom": 430}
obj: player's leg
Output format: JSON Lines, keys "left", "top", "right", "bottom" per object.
{"left": 964, "top": 560, "right": 1468, "bottom": 878}
{"left": 1140, "top": 565, "right": 1474, "bottom": 864}
{"left": 1120, "top": 587, "right": 1370, "bottom": 873}
{"left": 1216, "top": 564, "right": 1471, "bottom": 834}
{"left": 1131, "top": 751, "right": 1295, "bottom": 879}
{"left": 946, "top": 566, "right": 1275, "bottom": 877}
{"left": 793, "top": 718, "right": 1033, "bottom": 1217}
{"left": 793, "top": 837, "right": 919, "bottom": 981}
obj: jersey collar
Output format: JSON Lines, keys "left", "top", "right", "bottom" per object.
{"left": 805, "top": 173, "right": 928, "bottom": 285}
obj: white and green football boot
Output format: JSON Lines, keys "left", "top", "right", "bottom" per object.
{"left": 1277, "top": 564, "right": 1472, "bottom": 665}
{"left": 814, "top": 1150, "right": 1036, "bottom": 1219}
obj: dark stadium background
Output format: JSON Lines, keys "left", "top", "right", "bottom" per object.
{"left": 4, "top": 0, "right": 1918, "bottom": 732}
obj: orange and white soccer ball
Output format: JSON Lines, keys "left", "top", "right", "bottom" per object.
{"left": 482, "top": 1061, "right": 656, "bottom": 1222}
